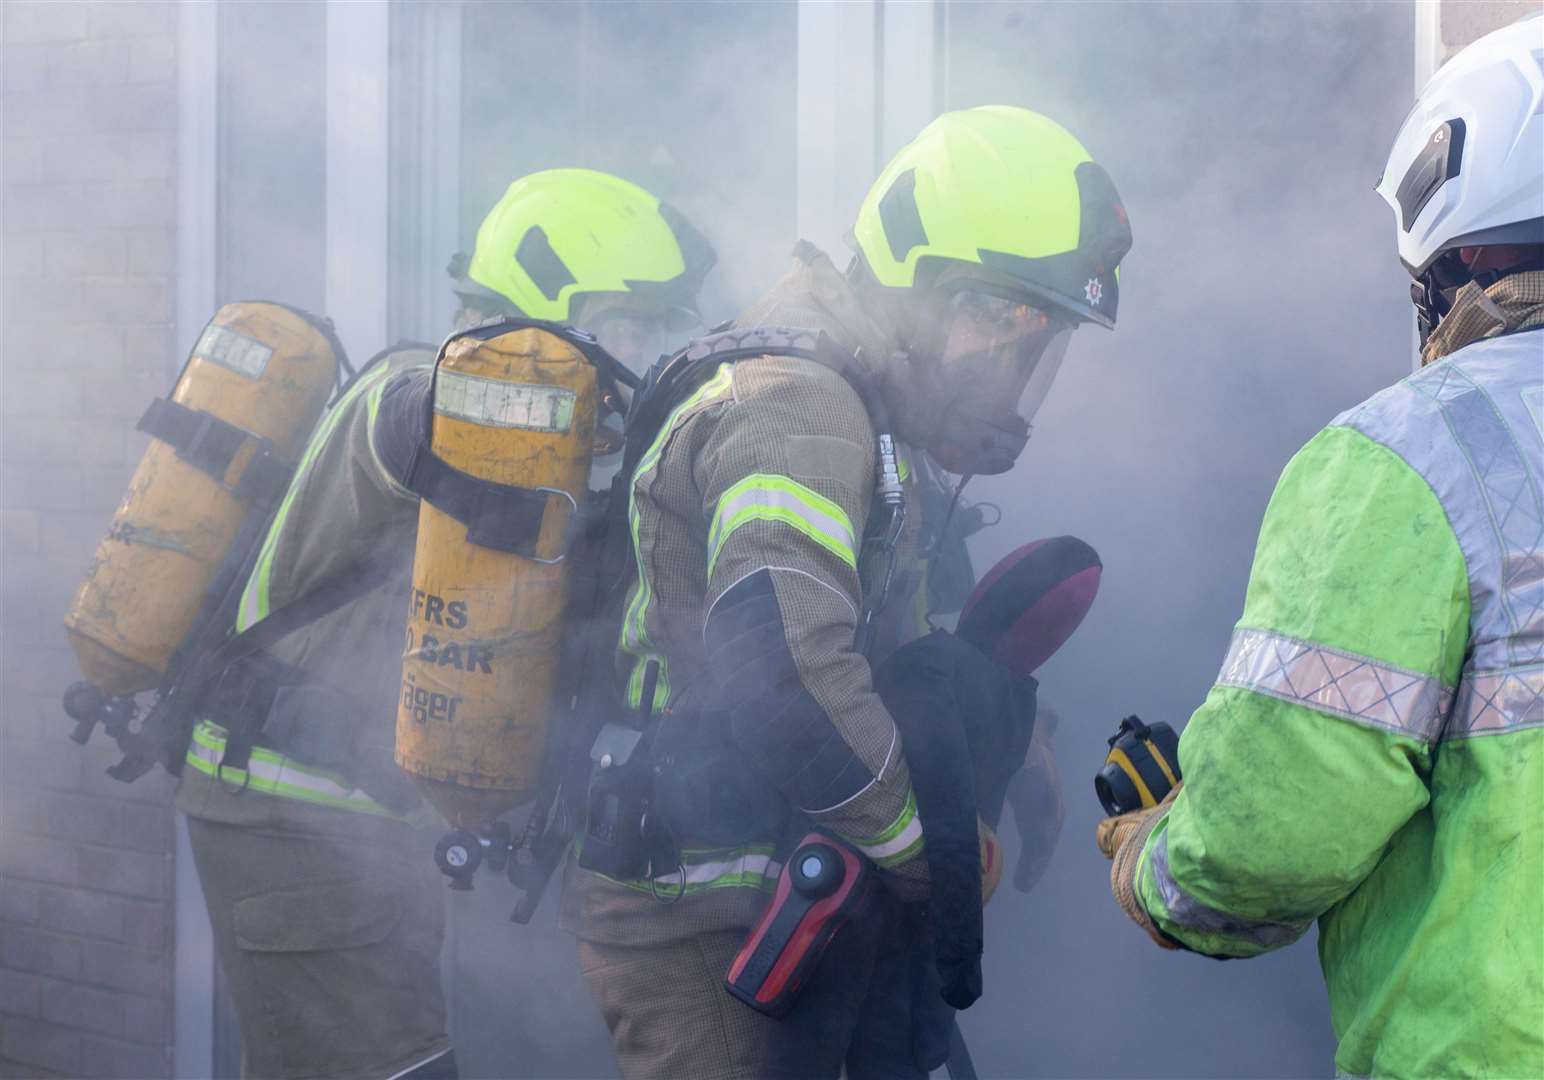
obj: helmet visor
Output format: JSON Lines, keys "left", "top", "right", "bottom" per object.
{"left": 941, "top": 287, "right": 1072, "bottom": 407}
{"left": 586, "top": 310, "right": 671, "bottom": 375}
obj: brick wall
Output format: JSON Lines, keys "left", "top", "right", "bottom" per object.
{"left": 1, "top": 3, "right": 180, "bottom": 1077}
{"left": 1440, "top": 0, "right": 1541, "bottom": 60}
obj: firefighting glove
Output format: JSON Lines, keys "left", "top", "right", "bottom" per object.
{"left": 1096, "top": 783, "right": 1181, "bottom": 950}
{"left": 980, "top": 819, "right": 1003, "bottom": 905}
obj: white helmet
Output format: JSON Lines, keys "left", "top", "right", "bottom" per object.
{"left": 1377, "top": 11, "right": 1544, "bottom": 336}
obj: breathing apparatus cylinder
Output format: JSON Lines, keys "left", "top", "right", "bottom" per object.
{"left": 395, "top": 325, "right": 597, "bottom": 829}
{"left": 1095, "top": 715, "right": 1181, "bottom": 816}
{"left": 63, "top": 303, "right": 340, "bottom": 696}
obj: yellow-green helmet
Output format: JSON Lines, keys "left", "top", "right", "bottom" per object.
{"left": 456, "top": 168, "right": 715, "bottom": 325}
{"left": 854, "top": 106, "right": 1132, "bottom": 328}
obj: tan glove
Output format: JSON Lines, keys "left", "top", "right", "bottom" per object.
{"left": 979, "top": 819, "right": 1003, "bottom": 906}
{"left": 1096, "top": 784, "right": 1181, "bottom": 950}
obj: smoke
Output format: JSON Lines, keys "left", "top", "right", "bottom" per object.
{"left": 440, "top": 4, "right": 1417, "bottom": 1077}
{"left": 10, "top": 1, "right": 1421, "bottom": 1076}
{"left": 951, "top": 3, "right": 1414, "bottom": 1076}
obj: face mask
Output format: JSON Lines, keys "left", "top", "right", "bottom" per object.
{"left": 587, "top": 310, "right": 669, "bottom": 375}
{"left": 922, "top": 287, "right": 1074, "bottom": 475}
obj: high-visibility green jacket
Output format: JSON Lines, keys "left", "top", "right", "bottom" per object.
{"left": 1135, "top": 275, "right": 1544, "bottom": 1079}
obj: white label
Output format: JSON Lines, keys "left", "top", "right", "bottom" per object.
{"left": 194, "top": 324, "right": 274, "bottom": 380}
{"left": 434, "top": 371, "right": 575, "bottom": 433}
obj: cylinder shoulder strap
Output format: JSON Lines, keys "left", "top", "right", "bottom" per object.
{"left": 136, "top": 397, "right": 292, "bottom": 505}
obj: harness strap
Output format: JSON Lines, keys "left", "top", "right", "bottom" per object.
{"left": 136, "top": 397, "right": 294, "bottom": 505}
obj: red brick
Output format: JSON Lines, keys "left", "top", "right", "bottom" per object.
{"left": 116, "top": 803, "right": 173, "bottom": 855}
{"left": 77, "top": 278, "right": 172, "bottom": 329}
{"left": 0, "top": 509, "right": 43, "bottom": 554}
{"left": 0, "top": 970, "right": 42, "bottom": 1018}
{"left": 40, "top": 978, "right": 123, "bottom": 1037}
{"left": 0, "top": 464, "right": 83, "bottom": 513}
{"left": 0, "top": 369, "right": 80, "bottom": 419}
{"left": 0, "top": 835, "right": 79, "bottom": 892}
{"left": 0, "top": 738, "right": 80, "bottom": 795}
{"left": 76, "top": 844, "right": 169, "bottom": 902}
{"left": 76, "top": 748, "right": 174, "bottom": 806}
{"left": 1, "top": 231, "right": 47, "bottom": 276}
{"left": 127, "top": 36, "right": 175, "bottom": 85}
{"left": 84, "top": 1, "right": 176, "bottom": 40}
{"left": 1, "top": 2, "right": 88, "bottom": 46}
{"left": 119, "top": 901, "right": 167, "bottom": 954}
{"left": 125, "top": 229, "right": 174, "bottom": 276}
{"left": 119, "top": 993, "right": 167, "bottom": 1045}
{"left": 0, "top": 1016, "right": 81, "bottom": 1077}
{"left": 41, "top": 230, "right": 128, "bottom": 278}
{"left": 0, "top": 273, "right": 86, "bottom": 325}
{"left": 2, "top": 41, "right": 131, "bottom": 91}
{"left": 0, "top": 786, "right": 43, "bottom": 835}
{"left": 0, "top": 877, "right": 41, "bottom": 926}
{"left": 79, "top": 181, "right": 174, "bottom": 230}
{"left": 34, "top": 883, "right": 125, "bottom": 942}
{"left": 0, "top": 927, "right": 82, "bottom": 981}
{"left": 4, "top": 320, "right": 126, "bottom": 373}
{"left": 80, "top": 1031, "right": 169, "bottom": 1079}
{"left": 79, "top": 941, "right": 165, "bottom": 996}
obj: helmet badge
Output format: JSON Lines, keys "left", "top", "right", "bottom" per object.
{"left": 1084, "top": 278, "right": 1103, "bottom": 307}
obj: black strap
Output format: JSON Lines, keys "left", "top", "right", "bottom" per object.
{"left": 127, "top": 553, "right": 395, "bottom": 780}
{"left": 136, "top": 397, "right": 293, "bottom": 505}
{"left": 202, "top": 557, "right": 394, "bottom": 772}
{"left": 399, "top": 438, "right": 558, "bottom": 558}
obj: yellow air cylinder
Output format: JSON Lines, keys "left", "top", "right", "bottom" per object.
{"left": 64, "top": 303, "right": 339, "bottom": 695}
{"left": 396, "top": 325, "right": 597, "bottom": 828}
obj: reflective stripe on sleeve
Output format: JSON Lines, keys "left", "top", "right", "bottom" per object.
{"left": 1447, "top": 665, "right": 1544, "bottom": 739}
{"left": 185, "top": 721, "right": 399, "bottom": 819}
{"left": 847, "top": 788, "right": 924, "bottom": 868}
{"left": 1216, "top": 627, "right": 1453, "bottom": 743}
{"left": 1143, "top": 831, "right": 1311, "bottom": 950}
{"left": 707, "top": 473, "right": 858, "bottom": 579}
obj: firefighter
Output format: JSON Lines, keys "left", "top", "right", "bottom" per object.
{"left": 562, "top": 106, "right": 1132, "bottom": 1079}
{"left": 174, "top": 169, "right": 712, "bottom": 1080}
{"left": 1097, "top": 15, "right": 1543, "bottom": 1079}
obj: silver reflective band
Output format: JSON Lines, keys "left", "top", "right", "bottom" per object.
{"left": 185, "top": 722, "right": 396, "bottom": 817}
{"left": 195, "top": 324, "right": 274, "bottom": 380}
{"left": 1216, "top": 627, "right": 1452, "bottom": 743}
{"left": 1448, "top": 665, "right": 1544, "bottom": 739}
{"left": 434, "top": 371, "right": 575, "bottom": 433}
{"left": 1148, "top": 832, "right": 1310, "bottom": 949}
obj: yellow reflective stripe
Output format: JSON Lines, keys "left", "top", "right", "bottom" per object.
{"left": 848, "top": 788, "right": 925, "bottom": 868}
{"left": 706, "top": 474, "right": 857, "bottom": 579}
{"left": 618, "top": 362, "right": 735, "bottom": 710}
{"left": 185, "top": 722, "right": 399, "bottom": 819}
{"left": 237, "top": 363, "right": 398, "bottom": 631}
{"left": 604, "top": 843, "right": 781, "bottom": 897}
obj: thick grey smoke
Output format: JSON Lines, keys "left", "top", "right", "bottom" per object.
{"left": 951, "top": 3, "right": 1414, "bottom": 1076}
{"left": 18, "top": 1, "right": 1420, "bottom": 1076}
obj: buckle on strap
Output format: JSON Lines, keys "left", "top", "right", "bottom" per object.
{"left": 400, "top": 436, "right": 577, "bottom": 561}
{"left": 136, "top": 397, "right": 293, "bottom": 502}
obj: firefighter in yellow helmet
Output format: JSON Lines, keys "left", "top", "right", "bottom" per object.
{"left": 173, "top": 169, "right": 712, "bottom": 1080}
{"left": 560, "top": 106, "right": 1131, "bottom": 1079}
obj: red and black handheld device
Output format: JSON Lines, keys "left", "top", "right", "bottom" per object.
{"left": 725, "top": 831, "right": 873, "bottom": 1017}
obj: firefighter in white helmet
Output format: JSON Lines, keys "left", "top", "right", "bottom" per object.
{"left": 1097, "top": 15, "right": 1544, "bottom": 1079}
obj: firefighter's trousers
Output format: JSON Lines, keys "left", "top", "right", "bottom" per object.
{"left": 183, "top": 801, "right": 450, "bottom": 1080}
{"left": 578, "top": 897, "right": 931, "bottom": 1080}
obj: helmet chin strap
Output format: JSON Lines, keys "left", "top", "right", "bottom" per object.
{"left": 1413, "top": 249, "right": 1544, "bottom": 345}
